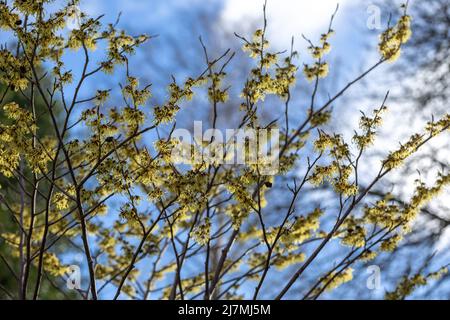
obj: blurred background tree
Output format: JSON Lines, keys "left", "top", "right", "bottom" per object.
{"left": 0, "top": 81, "right": 74, "bottom": 299}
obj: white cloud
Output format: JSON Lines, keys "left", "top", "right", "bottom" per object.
{"left": 220, "top": 0, "right": 353, "bottom": 49}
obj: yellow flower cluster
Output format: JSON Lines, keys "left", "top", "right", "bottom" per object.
{"left": 272, "top": 252, "right": 306, "bottom": 270}
{"left": 311, "top": 132, "right": 357, "bottom": 196}
{"left": 65, "top": 10, "right": 105, "bottom": 51}
{"left": 383, "top": 112, "right": 449, "bottom": 170}
{"left": 123, "top": 77, "right": 151, "bottom": 106}
{"left": 303, "top": 62, "right": 329, "bottom": 82}
{"left": 226, "top": 180, "right": 258, "bottom": 213}
{"left": 0, "top": 49, "right": 29, "bottom": 91}
{"left": 426, "top": 114, "right": 450, "bottom": 136}
{"left": 386, "top": 267, "right": 448, "bottom": 300}
{"left": 364, "top": 173, "right": 450, "bottom": 245}
{"left": 54, "top": 192, "right": 70, "bottom": 211}
{"left": 402, "top": 173, "right": 450, "bottom": 224}
{"left": 208, "top": 72, "right": 229, "bottom": 103}
{"left": 379, "top": 12, "right": 412, "bottom": 62}
{"left": 360, "top": 250, "right": 378, "bottom": 262}
{"left": 332, "top": 165, "right": 358, "bottom": 196}
{"left": 364, "top": 196, "right": 400, "bottom": 228}
{"left": 380, "top": 234, "right": 402, "bottom": 252}
{"left": 43, "top": 253, "right": 69, "bottom": 277}
{"left": 119, "top": 203, "right": 139, "bottom": 222}
{"left": 314, "top": 132, "right": 348, "bottom": 157}
{"left": 314, "top": 268, "right": 354, "bottom": 294}
{"left": 310, "top": 163, "right": 337, "bottom": 186}
{"left": 191, "top": 218, "right": 211, "bottom": 246}
{"left": 14, "top": 0, "right": 50, "bottom": 15}
{"left": 384, "top": 133, "right": 423, "bottom": 169}
{"left": 95, "top": 90, "right": 110, "bottom": 105}
{"left": 302, "top": 30, "right": 334, "bottom": 82}
{"left": 241, "top": 30, "right": 298, "bottom": 103}
{"left": 310, "top": 110, "right": 332, "bottom": 127}
{"left": 0, "top": 102, "right": 43, "bottom": 176}
{"left": 312, "top": 31, "right": 334, "bottom": 59}
{"left": 0, "top": 2, "right": 23, "bottom": 29}
{"left": 153, "top": 77, "right": 206, "bottom": 124}
{"left": 280, "top": 208, "right": 323, "bottom": 245}
{"left": 123, "top": 107, "right": 145, "bottom": 133}
{"left": 242, "top": 29, "right": 268, "bottom": 59}
{"left": 225, "top": 204, "right": 250, "bottom": 230}
{"left": 353, "top": 106, "right": 387, "bottom": 150}
{"left": 341, "top": 216, "right": 366, "bottom": 248}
